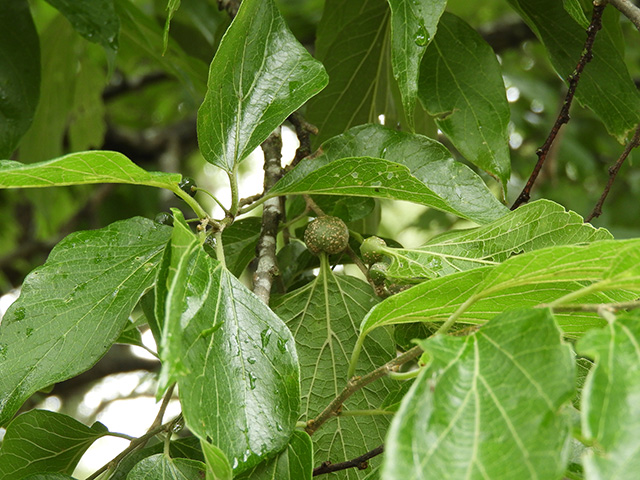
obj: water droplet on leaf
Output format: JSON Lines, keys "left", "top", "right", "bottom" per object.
{"left": 414, "top": 23, "right": 429, "bottom": 46}
{"left": 248, "top": 372, "right": 257, "bottom": 390}
{"left": 260, "top": 328, "right": 272, "bottom": 348}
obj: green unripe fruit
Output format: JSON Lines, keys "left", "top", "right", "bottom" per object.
{"left": 360, "top": 236, "right": 387, "bottom": 264}
{"left": 178, "top": 177, "right": 197, "bottom": 197}
{"left": 368, "top": 262, "right": 388, "bottom": 284}
{"left": 304, "top": 216, "right": 349, "bottom": 255}
{"left": 154, "top": 212, "right": 173, "bottom": 226}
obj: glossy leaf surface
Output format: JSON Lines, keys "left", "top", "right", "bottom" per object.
{"left": 220, "top": 217, "right": 262, "bottom": 278}
{"left": 160, "top": 213, "right": 299, "bottom": 473}
{"left": 578, "top": 313, "right": 640, "bottom": 479}
{"left": 386, "top": 0, "right": 446, "bottom": 128}
{"left": 383, "top": 308, "right": 574, "bottom": 479}
{"left": 202, "top": 442, "right": 232, "bottom": 480}
{"left": 127, "top": 454, "right": 206, "bottom": 480}
{"left": 0, "top": 218, "right": 171, "bottom": 426}
{"left": 236, "top": 431, "right": 313, "bottom": 480}
{"left": 0, "top": 410, "right": 107, "bottom": 477}
{"left": 507, "top": 0, "right": 640, "bottom": 142}
{"left": 0, "top": 1, "right": 40, "bottom": 159}
{"left": 271, "top": 261, "right": 395, "bottom": 478}
{"left": 419, "top": 13, "right": 511, "bottom": 186}
{"left": 197, "top": 0, "right": 327, "bottom": 171}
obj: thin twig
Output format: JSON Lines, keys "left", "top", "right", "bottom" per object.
{"left": 217, "top": 0, "right": 241, "bottom": 18}
{"left": 586, "top": 124, "right": 640, "bottom": 222}
{"left": 540, "top": 299, "right": 640, "bottom": 313}
{"left": 313, "top": 445, "right": 385, "bottom": 476}
{"left": 511, "top": 3, "right": 606, "bottom": 210}
{"left": 303, "top": 195, "right": 325, "bottom": 216}
{"left": 239, "top": 192, "right": 264, "bottom": 208}
{"left": 305, "top": 345, "right": 423, "bottom": 436}
{"left": 253, "top": 128, "right": 284, "bottom": 304}
{"left": 150, "top": 383, "right": 176, "bottom": 430}
{"left": 607, "top": 0, "right": 640, "bottom": 31}
{"left": 288, "top": 112, "right": 319, "bottom": 168}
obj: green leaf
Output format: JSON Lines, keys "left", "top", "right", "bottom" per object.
{"left": 160, "top": 213, "right": 300, "bottom": 473}
{"left": 271, "top": 260, "right": 395, "bottom": 478}
{"left": 0, "top": 217, "right": 171, "bottom": 426}
{"left": 127, "top": 454, "right": 206, "bottom": 480}
{"left": 383, "top": 308, "right": 574, "bottom": 479}
{"left": 359, "top": 239, "right": 640, "bottom": 342}
{"left": 220, "top": 217, "right": 262, "bottom": 278}
{"left": 563, "top": 0, "right": 590, "bottom": 28}
{"left": 44, "top": 0, "right": 119, "bottom": 52}
{"left": 162, "top": 0, "right": 182, "bottom": 54}
{"left": 418, "top": 12, "right": 511, "bottom": 187}
{"left": 380, "top": 199, "right": 611, "bottom": 282}
{"left": 507, "top": 0, "right": 640, "bottom": 142}
{"left": 236, "top": 431, "right": 313, "bottom": 480}
{"left": 197, "top": 0, "right": 328, "bottom": 172}
{"left": 21, "top": 475, "right": 76, "bottom": 480}
{"left": 307, "top": 0, "right": 391, "bottom": 146}
{"left": 285, "top": 124, "right": 507, "bottom": 224}
{"left": 0, "top": 410, "right": 107, "bottom": 477}
{"left": 386, "top": 0, "right": 446, "bottom": 129}
{"left": 0, "top": 0, "right": 40, "bottom": 159}
{"left": 577, "top": 313, "right": 640, "bottom": 478}
{"left": 116, "top": 318, "right": 144, "bottom": 347}
{"left": 0, "top": 151, "right": 181, "bottom": 190}
{"left": 202, "top": 442, "right": 232, "bottom": 480}
{"left": 268, "top": 155, "right": 506, "bottom": 224}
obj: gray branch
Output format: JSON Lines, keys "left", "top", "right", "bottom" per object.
{"left": 606, "top": 0, "right": 640, "bottom": 32}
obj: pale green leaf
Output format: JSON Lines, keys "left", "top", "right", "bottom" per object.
{"left": 126, "top": 454, "right": 205, "bottom": 480}
{"left": 0, "top": 218, "right": 171, "bottom": 426}
{"left": 271, "top": 260, "right": 395, "bottom": 479}
{"left": 236, "top": 431, "right": 313, "bottom": 480}
{"left": 380, "top": 199, "right": 611, "bottom": 282}
{"left": 160, "top": 213, "right": 300, "bottom": 473}
{"left": 418, "top": 12, "right": 511, "bottom": 187}
{"left": 359, "top": 239, "right": 640, "bottom": 341}
{"left": 279, "top": 124, "right": 507, "bottom": 224}
{"left": 0, "top": 151, "right": 181, "bottom": 191}
{"left": 0, "top": 1, "right": 40, "bottom": 159}
{"left": 383, "top": 308, "right": 574, "bottom": 479}
{"left": 507, "top": 0, "right": 640, "bottom": 142}
{"left": 577, "top": 313, "right": 640, "bottom": 479}
{"left": 0, "top": 410, "right": 107, "bottom": 477}
{"left": 45, "top": 0, "right": 119, "bottom": 52}
{"left": 162, "top": 0, "right": 182, "bottom": 54}
{"left": 387, "top": 0, "right": 446, "bottom": 129}
{"left": 563, "top": 0, "right": 590, "bottom": 28}
{"left": 202, "top": 443, "right": 232, "bottom": 480}
{"left": 197, "top": 0, "right": 328, "bottom": 171}
{"left": 68, "top": 57, "right": 107, "bottom": 152}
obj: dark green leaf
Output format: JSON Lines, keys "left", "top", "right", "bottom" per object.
{"left": 68, "top": 57, "right": 107, "bottom": 152}
{"left": 307, "top": 0, "right": 391, "bottom": 145}
{"left": 162, "top": 0, "right": 182, "bottom": 54}
{"left": 220, "top": 217, "right": 262, "bottom": 278}
{"left": 0, "top": 218, "right": 171, "bottom": 426}
{"left": 197, "top": 0, "right": 327, "bottom": 172}
{"left": 271, "top": 259, "right": 395, "bottom": 478}
{"left": 563, "top": 0, "right": 590, "bottom": 27}
{"left": 236, "top": 431, "right": 313, "bottom": 480}
{"left": 419, "top": 12, "right": 511, "bottom": 187}
{"left": 383, "top": 308, "right": 574, "bottom": 479}
{"left": 126, "top": 454, "right": 206, "bottom": 480}
{"left": 45, "top": 0, "right": 119, "bottom": 52}
{"left": 0, "top": 410, "right": 107, "bottom": 477}
{"left": 577, "top": 313, "right": 640, "bottom": 478}
{"left": 159, "top": 212, "right": 299, "bottom": 473}
{"left": 387, "top": 0, "right": 446, "bottom": 128}
{"left": 21, "top": 475, "right": 76, "bottom": 480}
{"left": 0, "top": 0, "right": 40, "bottom": 159}
{"left": 507, "top": 0, "right": 640, "bottom": 142}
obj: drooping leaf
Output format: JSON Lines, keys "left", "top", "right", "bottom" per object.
{"left": 383, "top": 308, "right": 574, "bottom": 479}
{"left": 220, "top": 217, "right": 262, "bottom": 278}
{"left": 162, "top": 0, "right": 182, "bottom": 54}
{"left": 507, "top": 0, "right": 640, "bottom": 142}
{"left": 577, "top": 313, "right": 640, "bottom": 478}
{"left": 307, "top": 0, "right": 391, "bottom": 145}
{"left": 271, "top": 258, "right": 395, "bottom": 479}
{"left": 44, "top": 0, "right": 120, "bottom": 52}
{"left": 0, "top": 151, "right": 181, "bottom": 191}
{"left": 202, "top": 442, "right": 232, "bottom": 480}
{"left": 386, "top": 0, "right": 446, "bottom": 128}
{"left": 160, "top": 212, "right": 299, "bottom": 474}
{"left": 418, "top": 12, "right": 511, "bottom": 187}
{"left": 281, "top": 124, "right": 507, "bottom": 224}
{"left": 236, "top": 431, "right": 313, "bottom": 480}
{"left": 197, "top": 0, "right": 328, "bottom": 172}
{"left": 379, "top": 199, "right": 611, "bottom": 282}
{"left": 0, "top": 410, "right": 107, "bottom": 477}
{"left": 358, "top": 239, "right": 640, "bottom": 343}
{"left": 267, "top": 156, "right": 505, "bottom": 224}
{"left": 0, "top": 218, "right": 171, "bottom": 426}
{"left": 126, "top": 454, "right": 206, "bottom": 480}
{"left": 0, "top": 0, "right": 40, "bottom": 159}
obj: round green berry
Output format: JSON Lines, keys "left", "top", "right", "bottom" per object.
{"left": 368, "top": 262, "right": 388, "bottom": 284}
{"left": 360, "top": 236, "right": 387, "bottom": 264}
{"left": 304, "top": 216, "right": 349, "bottom": 255}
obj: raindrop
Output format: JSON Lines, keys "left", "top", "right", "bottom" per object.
{"left": 248, "top": 372, "right": 258, "bottom": 390}
{"left": 350, "top": 172, "right": 359, "bottom": 179}
{"left": 414, "top": 23, "right": 429, "bottom": 46}
{"left": 386, "top": 172, "right": 394, "bottom": 180}
{"left": 0, "top": 344, "right": 7, "bottom": 359}
{"left": 247, "top": 356, "right": 257, "bottom": 364}
{"left": 26, "top": 328, "right": 33, "bottom": 337}
{"left": 260, "top": 328, "right": 273, "bottom": 348}
{"left": 277, "top": 338, "right": 287, "bottom": 353}
{"left": 13, "top": 307, "right": 25, "bottom": 321}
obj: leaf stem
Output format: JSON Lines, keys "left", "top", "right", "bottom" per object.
{"left": 193, "top": 186, "right": 230, "bottom": 215}
{"left": 215, "top": 230, "right": 226, "bottom": 268}
{"left": 338, "top": 409, "right": 395, "bottom": 417}
{"left": 172, "top": 187, "right": 209, "bottom": 219}
{"left": 228, "top": 165, "right": 240, "bottom": 217}
{"left": 541, "top": 299, "right": 640, "bottom": 313}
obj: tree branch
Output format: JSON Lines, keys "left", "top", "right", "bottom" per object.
{"left": 313, "top": 445, "right": 385, "bottom": 476}
{"left": 606, "top": 0, "right": 640, "bottom": 32}
{"left": 287, "top": 112, "right": 318, "bottom": 168}
{"left": 253, "top": 128, "right": 284, "bottom": 304}
{"left": 511, "top": 3, "right": 606, "bottom": 209}
{"left": 586, "top": 123, "right": 640, "bottom": 222}
{"left": 305, "top": 345, "right": 423, "bottom": 436}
